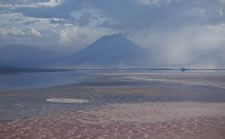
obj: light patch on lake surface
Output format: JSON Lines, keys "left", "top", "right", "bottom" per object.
{"left": 46, "top": 98, "right": 89, "bottom": 104}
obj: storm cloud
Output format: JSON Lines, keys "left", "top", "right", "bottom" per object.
{"left": 0, "top": 0, "right": 225, "bottom": 67}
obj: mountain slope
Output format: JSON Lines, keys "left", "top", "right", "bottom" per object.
{"left": 52, "top": 33, "right": 148, "bottom": 67}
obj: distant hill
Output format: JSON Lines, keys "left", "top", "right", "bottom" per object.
{"left": 51, "top": 33, "right": 149, "bottom": 67}
{"left": 0, "top": 45, "right": 62, "bottom": 67}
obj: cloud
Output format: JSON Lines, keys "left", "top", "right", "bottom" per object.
{"left": 0, "top": 12, "right": 115, "bottom": 49}
{"left": 136, "top": 0, "right": 171, "bottom": 5}
{"left": 9, "top": 0, "right": 85, "bottom": 19}
{"left": 0, "top": 0, "right": 225, "bottom": 67}
{"left": 71, "top": 7, "right": 112, "bottom": 27}
{"left": 2, "top": 0, "right": 224, "bottom": 30}
{"left": 0, "top": 27, "right": 41, "bottom": 38}
{"left": 23, "top": 20, "right": 40, "bottom": 25}
{"left": 0, "top": 0, "right": 64, "bottom": 9}
{"left": 49, "top": 18, "right": 71, "bottom": 24}
{"left": 55, "top": 23, "right": 117, "bottom": 47}
{"left": 129, "top": 23, "right": 225, "bottom": 67}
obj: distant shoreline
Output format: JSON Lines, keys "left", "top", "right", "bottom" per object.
{"left": 0, "top": 67, "right": 73, "bottom": 74}
{"left": 1, "top": 66, "right": 225, "bottom": 74}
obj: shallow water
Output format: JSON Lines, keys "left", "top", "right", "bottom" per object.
{"left": 1, "top": 71, "right": 225, "bottom": 138}
{"left": 0, "top": 70, "right": 224, "bottom": 90}
{"left": 0, "top": 70, "right": 91, "bottom": 90}
{"left": 0, "top": 71, "right": 225, "bottom": 120}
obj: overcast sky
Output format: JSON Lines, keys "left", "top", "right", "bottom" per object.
{"left": 0, "top": 0, "right": 225, "bottom": 67}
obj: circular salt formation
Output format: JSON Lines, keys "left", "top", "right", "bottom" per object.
{"left": 46, "top": 98, "right": 89, "bottom": 104}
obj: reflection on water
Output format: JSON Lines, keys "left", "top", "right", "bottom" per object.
{"left": 0, "top": 70, "right": 181, "bottom": 90}
{"left": 0, "top": 70, "right": 224, "bottom": 91}
{"left": 0, "top": 71, "right": 89, "bottom": 90}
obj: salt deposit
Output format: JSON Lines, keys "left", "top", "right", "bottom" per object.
{"left": 46, "top": 98, "right": 89, "bottom": 104}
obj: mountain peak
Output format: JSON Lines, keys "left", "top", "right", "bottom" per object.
{"left": 53, "top": 33, "right": 148, "bottom": 67}
{"left": 90, "top": 33, "right": 132, "bottom": 50}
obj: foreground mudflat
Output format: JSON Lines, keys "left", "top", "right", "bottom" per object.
{"left": 0, "top": 71, "right": 225, "bottom": 139}
{"left": 1, "top": 102, "right": 225, "bottom": 139}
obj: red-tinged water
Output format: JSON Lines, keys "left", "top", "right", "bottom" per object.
{"left": 0, "top": 110, "right": 225, "bottom": 139}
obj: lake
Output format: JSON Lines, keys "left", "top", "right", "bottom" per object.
{"left": 0, "top": 70, "right": 94, "bottom": 91}
{"left": 0, "top": 70, "right": 225, "bottom": 138}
